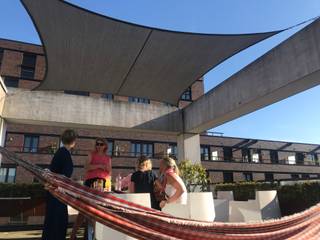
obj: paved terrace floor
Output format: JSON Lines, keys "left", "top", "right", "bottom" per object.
{"left": 0, "top": 228, "right": 84, "bottom": 240}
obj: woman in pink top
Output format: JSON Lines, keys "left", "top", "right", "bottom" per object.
{"left": 84, "top": 138, "right": 112, "bottom": 188}
{"left": 71, "top": 138, "right": 111, "bottom": 240}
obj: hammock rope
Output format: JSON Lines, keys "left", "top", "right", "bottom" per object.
{"left": 1, "top": 147, "right": 320, "bottom": 240}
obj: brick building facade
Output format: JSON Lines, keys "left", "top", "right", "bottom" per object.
{"left": 0, "top": 38, "right": 319, "bottom": 184}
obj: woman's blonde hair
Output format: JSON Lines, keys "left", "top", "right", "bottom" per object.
{"left": 162, "top": 156, "right": 180, "bottom": 176}
{"left": 136, "top": 156, "right": 152, "bottom": 171}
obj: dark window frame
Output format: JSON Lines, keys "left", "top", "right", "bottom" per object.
{"left": 301, "top": 173, "right": 310, "bottom": 179}
{"left": 223, "top": 172, "right": 234, "bottom": 183}
{"left": 128, "top": 96, "right": 150, "bottom": 104}
{"left": 168, "top": 144, "right": 178, "bottom": 159}
{"left": 3, "top": 76, "right": 19, "bottom": 88}
{"left": 102, "top": 93, "right": 114, "bottom": 100}
{"left": 291, "top": 174, "right": 300, "bottom": 180}
{"left": 130, "top": 141, "right": 154, "bottom": 157}
{"left": 23, "top": 135, "right": 39, "bottom": 153}
{"left": 20, "top": 53, "right": 37, "bottom": 79}
{"left": 265, "top": 173, "right": 274, "bottom": 181}
{"left": 180, "top": 87, "right": 192, "bottom": 101}
{"left": 0, "top": 166, "right": 17, "bottom": 183}
{"left": 223, "top": 147, "right": 233, "bottom": 161}
{"left": 243, "top": 172, "right": 253, "bottom": 181}
{"left": 270, "top": 150, "right": 279, "bottom": 164}
{"left": 22, "top": 53, "right": 37, "bottom": 68}
{"left": 241, "top": 148, "right": 252, "bottom": 162}
{"left": 295, "top": 152, "right": 304, "bottom": 165}
{"left": 251, "top": 149, "right": 262, "bottom": 163}
{"left": 200, "top": 145, "right": 211, "bottom": 161}
{"left": 20, "top": 66, "right": 35, "bottom": 79}
{"left": 107, "top": 140, "right": 114, "bottom": 156}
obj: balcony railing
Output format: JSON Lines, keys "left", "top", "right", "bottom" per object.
{"left": 200, "top": 154, "right": 320, "bottom": 166}
{"left": 4, "top": 145, "right": 163, "bottom": 159}
{"left": 3, "top": 145, "right": 320, "bottom": 166}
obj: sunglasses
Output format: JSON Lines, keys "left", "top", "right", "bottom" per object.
{"left": 96, "top": 142, "right": 105, "bottom": 146}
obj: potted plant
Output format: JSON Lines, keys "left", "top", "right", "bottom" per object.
{"left": 178, "top": 160, "right": 209, "bottom": 192}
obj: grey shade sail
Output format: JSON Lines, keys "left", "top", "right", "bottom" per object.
{"left": 21, "top": 0, "right": 281, "bottom": 105}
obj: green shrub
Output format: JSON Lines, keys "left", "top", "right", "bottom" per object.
{"left": 178, "top": 160, "right": 209, "bottom": 192}
{"left": 0, "top": 183, "right": 45, "bottom": 198}
{"left": 214, "top": 181, "right": 320, "bottom": 216}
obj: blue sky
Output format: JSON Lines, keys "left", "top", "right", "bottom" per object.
{"left": 1, "top": 0, "right": 320, "bottom": 143}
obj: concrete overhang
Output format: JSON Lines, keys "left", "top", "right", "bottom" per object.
{"left": 183, "top": 18, "right": 320, "bottom": 133}
{"left": 2, "top": 89, "right": 182, "bottom": 134}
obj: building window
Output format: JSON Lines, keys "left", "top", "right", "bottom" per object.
{"left": 21, "top": 53, "right": 36, "bottom": 79}
{"left": 107, "top": 140, "right": 114, "bottom": 156}
{"left": 200, "top": 145, "right": 210, "bottom": 161}
{"left": 243, "top": 172, "right": 253, "bottom": 181}
{"left": 131, "top": 142, "right": 153, "bottom": 157}
{"left": 23, "top": 135, "right": 39, "bottom": 153}
{"left": 291, "top": 174, "right": 300, "bottom": 180}
{"left": 128, "top": 97, "right": 150, "bottom": 104}
{"left": 21, "top": 66, "right": 35, "bottom": 79}
{"left": 102, "top": 93, "right": 113, "bottom": 100}
{"left": 3, "top": 76, "right": 19, "bottom": 88}
{"left": 301, "top": 174, "right": 310, "bottom": 179}
{"left": 295, "top": 152, "right": 304, "bottom": 165}
{"left": 241, "top": 148, "right": 251, "bottom": 162}
{"left": 306, "top": 153, "right": 319, "bottom": 165}
{"left": 180, "top": 87, "right": 192, "bottom": 101}
{"left": 252, "top": 149, "right": 261, "bottom": 163}
{"left": 64, "top": 90, "right": 90, "bottom": 96}
{"left": 167, "top": 144, "right": 177, "bottom": 159}
{"left": 270, "top": 150, "right": 279, "bottom": 164}
{"left": 223, "top": 172, "right": 233, "bottom": 183}
{"left": 223, "top": 147, "right": 233, "bottom": 161}
{"left": 265, "top": 173, "right": 274, "bottom": 181}
{"left": 211, "top": 151, "right": 219, "bottom": 161}
{"left": 22, "top": 53, "right": 37, "bottom": 67}
{"left": 288, "top": 155, "right": 296, "bottom": 165}
{"left": 0, "top": 167, "right": 16, "bottom": 183}
{"left": 0, "top": 48, "right": 3, "bottom": 68}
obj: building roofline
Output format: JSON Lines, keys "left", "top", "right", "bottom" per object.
{"left": 201, "top": 132, "right": 320, "bottom": 147}
{"left": 0, "top": 37, "right": 42, "bottom": 47}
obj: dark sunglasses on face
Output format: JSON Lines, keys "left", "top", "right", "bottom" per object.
{"left": 96, "top": 142, "right": 105, "bottom": 146}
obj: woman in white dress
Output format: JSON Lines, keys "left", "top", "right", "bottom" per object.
{"left": 159, "top": 157, "right": 187, "bottom": 209}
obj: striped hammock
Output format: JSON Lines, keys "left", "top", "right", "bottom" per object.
{"left": 1, "top": 147, "right": 320, "bottom": 240}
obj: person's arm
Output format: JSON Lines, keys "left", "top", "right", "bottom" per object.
{"left": 129, "top": 182, "right": 135, "bottom": 193}
{"left": 62, "top": 152, "right": 73, "bottom": 178}
{"left": 129, "top": 173, "right": 136, "bottom": 193}
{"left": 50, "top": 148, "right": 64, "bottom": 173}
{"left": 160, "top": 174, "right": 185, "bottom": 208}
{"left": 154, "top": 179, "right": 163, "bottom": 192}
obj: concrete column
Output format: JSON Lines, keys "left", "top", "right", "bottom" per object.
{"left": 0, "top": 118, "right": 7, "bottom": 166}
{"left": 0, "top": 118, "right": 6, "bottom": 147}
{"left": 177, "top": 133, "right": 201, "bottom": 163}
{"left": 0, "top": 77, "right": 7, "bottom": 166}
